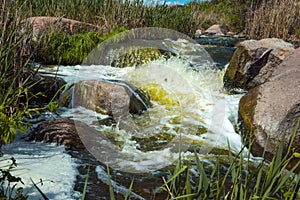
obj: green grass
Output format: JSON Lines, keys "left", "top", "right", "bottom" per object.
{"left": 0, "top": 0, "right": 34, "bottom": 144}
{"left": 102, "top": 120, "right": 300, "bottom": 200}
{"left": 159, "top": 119, "right": 300, "bottom": 200}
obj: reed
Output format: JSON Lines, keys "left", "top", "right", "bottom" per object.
{"left": 0, "top": 0, "right": 35, "bottom": 144}
{"left": 245, "top": 0, "right": 300, "bottom": 40}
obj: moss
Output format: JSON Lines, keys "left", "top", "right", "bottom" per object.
{"left": 141, "top": 83, "right": 179, "bottom": 109}
{"left": 36, "top": 28, "right": 127, "bottom": 65}
{"left": 238, "top": 87, "right": 259, "bottom": 147}
{"left": 111, "top": 47, "right": 164, "bottom": 68}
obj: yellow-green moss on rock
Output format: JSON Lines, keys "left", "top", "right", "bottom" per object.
{"left": 111, "top": 47, "right": 165, "bottom": 68}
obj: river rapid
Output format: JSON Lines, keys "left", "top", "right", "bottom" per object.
{"left": 0, "top": 35, "right": 245, "bottom": 199}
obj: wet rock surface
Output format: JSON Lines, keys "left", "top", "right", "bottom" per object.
{"left": 29, "top": 118, "right": 84, "bottom": 149}
{"left": 238, "top": 48, "right": 300, "bottom": 169}
{"left": 224, "top": 38, "right": 294, "bottom": 91}
{"left": 72, "top": 80, "right": 150, "bottom": 116}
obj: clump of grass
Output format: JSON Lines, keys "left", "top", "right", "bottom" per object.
{"left": 20, "top": 0, "right": 247, "bottom": 37}
{"left": 19, "top": 0, "right": 300, "bottom": 42}
{"left": 160, "top": 119, "right": 300, "bottom": 199}
{"left": 188, "top": 0, "right": 245, "bottom": 33}
{"left": 0, "top": 0, "right": 35, "bottom": 144}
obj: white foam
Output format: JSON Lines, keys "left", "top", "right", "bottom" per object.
{"left": 38, "top": 39, "right": 249, "bottom": 172}
{"left": 0, "top": 140, "right": 81, "bottom": 200}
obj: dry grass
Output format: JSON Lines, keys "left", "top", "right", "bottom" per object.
{"left": 245, "top": 0, "right": 300, "bottom": 40}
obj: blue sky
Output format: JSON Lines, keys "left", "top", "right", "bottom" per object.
{"left": 149, "top": 0, "right": 209, "bottom": 5}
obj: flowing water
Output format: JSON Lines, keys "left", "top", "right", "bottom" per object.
{"left": 1, "top": 36, "right": 244, "bottom": 199}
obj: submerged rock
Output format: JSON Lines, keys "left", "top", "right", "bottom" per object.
{"left": 224, "top": 38, "right": 294, "bottom": 91}
{"left": 29, "top": 118, "right": 84, "bottom": 149}
{"left": 238, "top": 48, "right": 300, "bottom": 170}
{"left": 72, "top": 80, "right": 150, "bottom": 116}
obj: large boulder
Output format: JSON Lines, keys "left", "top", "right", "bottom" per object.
{"left": 204, "top": 24, "right": 229, "bottom": 36}
{"left": 239, "top": 48, "right": 300, "bottom": 165}
{"left": 21, "top": 16, "right": 107, "bottom": 40}
{"left": 72, "top": 80, "right": 150, "bottom": 116}
{"left": 224, "top": 38, "right": 294, "bottom": 91}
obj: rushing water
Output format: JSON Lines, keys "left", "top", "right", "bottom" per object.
{"left": 0, "top": 134, "right": 81, "bottom": 199}
{"left": 1, "top": 36, "right": 244, "bottom": 199}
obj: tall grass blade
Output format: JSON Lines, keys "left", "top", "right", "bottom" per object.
{"left": 106, "top": 164, "right": 115, "bottom": 200}
{"left": 124, "top": 178, "right": 134, "bottom": 200}
{"left": 194, "top": 150, "right": 209, "bottom": 193}
{"left": 81, "top": 165, "right": 90, "bottom": 200}
{"left": 162, "top": 165, "right": 187, "bottom": 187}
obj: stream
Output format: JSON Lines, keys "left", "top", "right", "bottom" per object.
{"left": 0, "top": 34, "right": 245, "bottom": 199}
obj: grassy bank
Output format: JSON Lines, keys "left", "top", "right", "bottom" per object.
{"left": 17, "top": 0, "right": 300, "bottom": 40}
{"left": 25, "top": 0, "right": 299, "bottom": 65}
{"left": 0, "top": 0, "right": 33, "bottom": 144}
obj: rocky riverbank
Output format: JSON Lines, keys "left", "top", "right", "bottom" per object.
{"left": 223, "top": 38, "right": 300, "bottom": 171}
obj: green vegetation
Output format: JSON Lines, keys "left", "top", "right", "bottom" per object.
{"left": 17, "top": 0, "right": 300, "bottom": 41}
{"left": 13, "top": 0, "right": 300, "bottom": 67}
{"left": 0, "top": 0, "right": 33, "bottom": 144}
{"left": 36, "top": 28, "right": 126, "bottom": 65}
{"left": 0, "top": 158, "right": 28, "bottom": 199}
{"left": 296, "top": 29, "right": 300, "bottom": 38}
{"left": 101, "top": 119, "right": 300, "bottom": 199}
{"left": 15, "top": 0, "right": 299, "bottom": 69}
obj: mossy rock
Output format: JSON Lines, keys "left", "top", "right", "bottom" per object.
{"left": 111, "top": 47, "right": 168, "bottom": 68}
